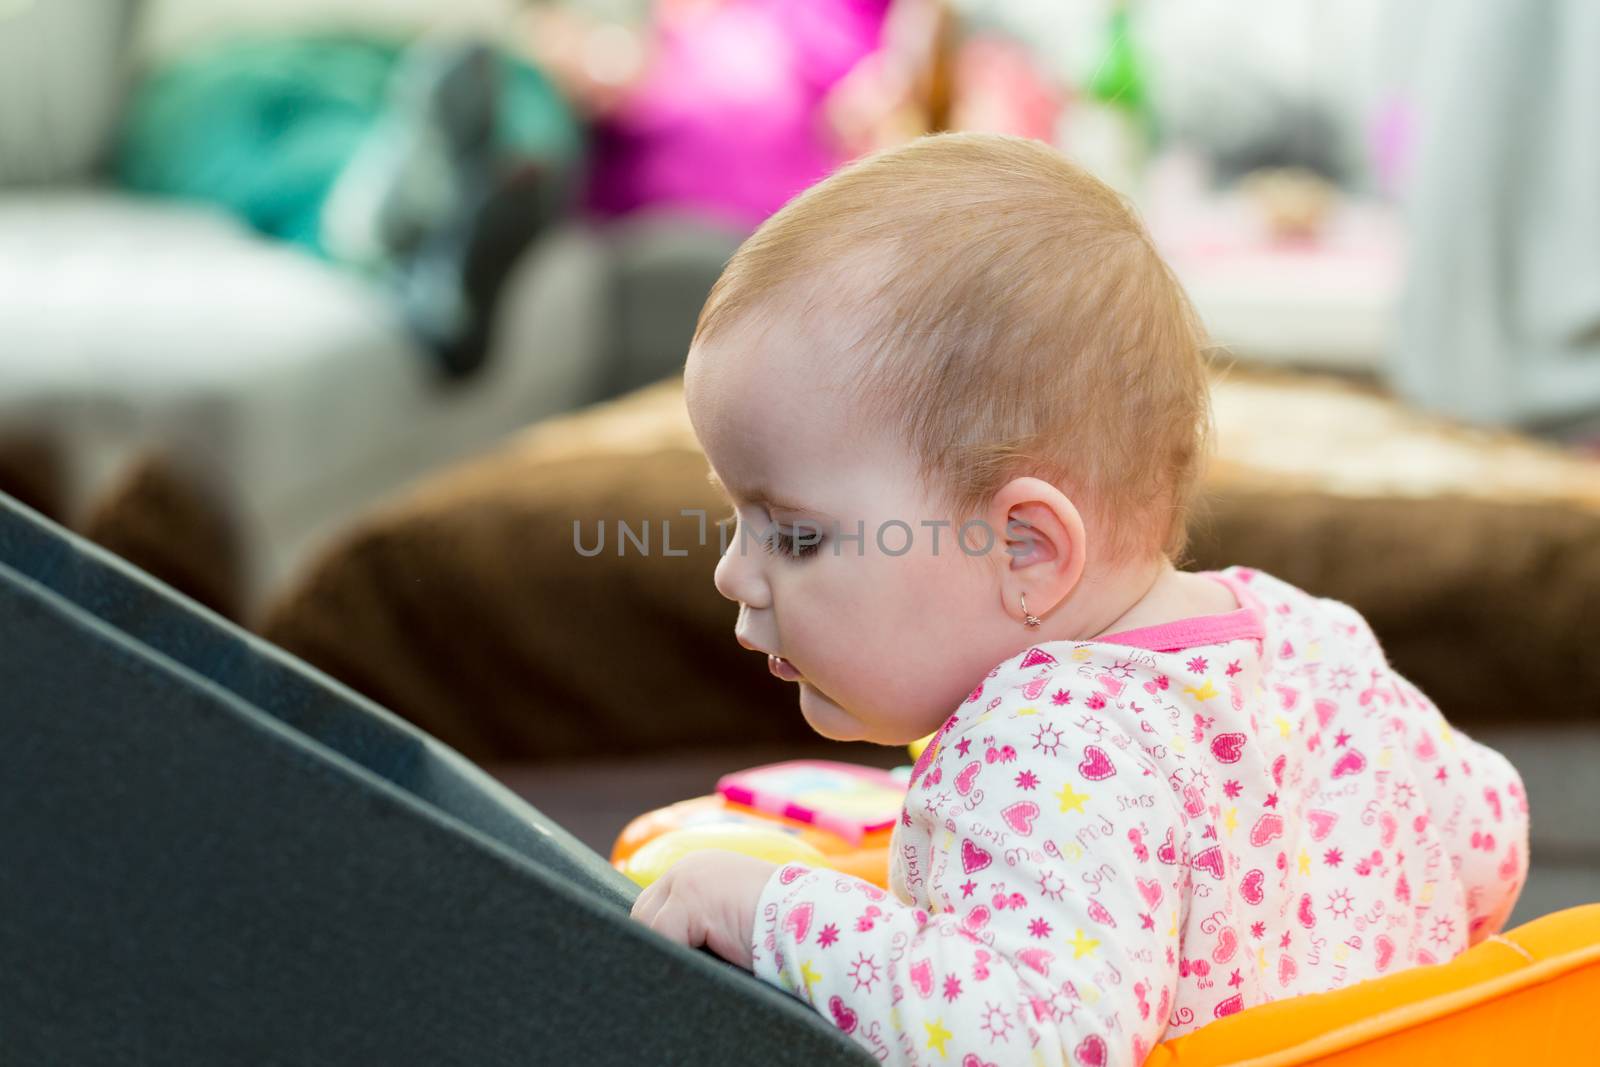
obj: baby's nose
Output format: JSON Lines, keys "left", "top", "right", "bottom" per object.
{"left": 713, "top": 538, "right": 766, "bottom": 607}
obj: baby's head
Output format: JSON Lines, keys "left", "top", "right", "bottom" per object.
{"left": 684, "top": 132, "right": 1211, "bottom": 745}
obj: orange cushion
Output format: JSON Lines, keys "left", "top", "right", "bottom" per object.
{"left": 1146, "top": 904, "right": 1600, "bottom": 1065}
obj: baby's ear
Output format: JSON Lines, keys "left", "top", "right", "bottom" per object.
{"left": 984, "top": 477, "right": 1087, "bottom": 618}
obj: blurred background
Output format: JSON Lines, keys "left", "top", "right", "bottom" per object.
{"left": 2, "top": 0, "right": 1596, "bottom": 925}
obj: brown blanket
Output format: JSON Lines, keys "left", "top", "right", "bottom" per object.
{"left": 263, "top": 370, "right": 1600, "bottom": 763}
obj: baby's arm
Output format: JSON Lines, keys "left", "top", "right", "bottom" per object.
{"left": 753, "top": 713, "right": 1187, "bottom": 1066}
{"left": 1397, "top": 677, "right": 1530, "bottom": 942}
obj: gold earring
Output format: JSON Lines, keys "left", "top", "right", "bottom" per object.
{"left": 1020, "top": 592, "right": 1041, "bottom": 628}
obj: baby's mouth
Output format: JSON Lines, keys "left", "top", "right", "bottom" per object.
{"left": 769, "top": 654, "right": 804, "bottom": 682}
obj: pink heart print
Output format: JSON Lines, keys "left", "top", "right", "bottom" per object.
{"left": 1077, "top": 744, "right": 1116, "bottom": 780}
{"left": 1375, "top": 935, "right": 1396, "bottom": 971}
{"left": 910, "top": 958, "right": 934, "bottom": 998}
{"left": 1271, "top": 754, "right": 1286, "bottom": 788}
{"left": 1017, "top": 947, "right": 1054, "bottom": 976}
{"left": 1306, "top": 809, "right": 1338, "bottom": 841}
{"left": 1278, "top": 953, "right": 1298, "bottom": 988}
{"left": 955, "top": 760, "right": 982, "bottom": 795}
{"left": 1209, "top": 732, "right": 1246, "bottom": 763}
{"left": 1214, "top": 993, "right": 1244, "bottom": 1019}
{"left": 828, "top": 995, "right": 858, "bottom": 1033}
{"left": 1380, "top": 811, "right": 1398, "bottom": 847}
{"left": 963, "top": 904, "right": 991, "bottom": 933}
{"left": 1001, "top": 800, "right": 1040, "bottom": 835}
{"left": 1415, "top": 731, "right": 1438, "bottom": 762}
{"left": 964, "top": 682, "right": 985, "bottom": 704}
{"left": 1250, "top": 813, "right": 1285, "bottom": 847}
{"left": 1298, "top": 892, "right": 1317, "bottom": 928}
{"left": 1097, "top": 674, "right": 1125, "bottom": 697}
{"left": 1136, "top": 877, "right": 1164, "bottom": 909}
{"left": 1212, "top": 926, "right": 1239, "bottom": 964}
{"left": 961, "top": 838, "right": 993, "bottom": 875}
{"left": 1020, "top": 675, "right": 1049, "bottom": 700}
{"left": 1157, "top": 827, "right": 1180, "bottom": 865}
{"left": 1193, "top": 845, "right": 1226, "bottom": 880}
{"left": 1331, "top": 749, "right": 1367, "bottom": 778}
{"left": 1018, "top": 647, "right": 1058, "bottom": 669}
{"left": 1314, "top": 698, "right": 1337, "bottom": 728}
{"left": 1239, "top": 868, "right": 1265, "bottom": 904}
{"left": 1085, "top": 898, "right": 1118, "bottom": 928}
{"left": 782, "top": 903, "right": 813, "bottom": 943}
{"left": 1074, "top": 1034, "right": 1108, "bottom": 1067}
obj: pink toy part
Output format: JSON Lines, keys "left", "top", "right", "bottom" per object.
{"left": 716, "top": 760, "right": 905, "bottom": 845}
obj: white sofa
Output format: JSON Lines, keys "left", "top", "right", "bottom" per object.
{"left": 0, "top": 188, "right": 619, "bottom": 608}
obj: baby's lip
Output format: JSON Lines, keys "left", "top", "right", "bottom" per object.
{"left": 768, "top": 654, "right": 804, "bottom": 682}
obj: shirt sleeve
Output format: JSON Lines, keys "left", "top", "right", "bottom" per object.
{"left": 1396, "top": 675, "right": 1531, "bottom": 943}
{"left": 749, "top": 705, "right": 1188, "bottom": 1067}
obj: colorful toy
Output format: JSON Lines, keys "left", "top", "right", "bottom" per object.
{"left": 617, "top": 823, "right": 829, "bottom": 889}
{"left": 715, "top": 760, "right": 904, "bottom": 844}
{"left": 611, "top": 760, "right": 908, "bottom": 889}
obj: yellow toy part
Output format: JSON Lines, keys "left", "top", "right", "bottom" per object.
{"left": 617, "top": 824, "right": 828, "bottom": 888}
{"left": 907, "top": 732, "right": 935, "bottom": 761}
{"left": 612, "top": 794, "right": 893, "bottom": 888}
{"left": 1147, "top": 902, "right": 1600, "bottom": 1065}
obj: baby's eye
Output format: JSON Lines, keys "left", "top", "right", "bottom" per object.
{"left": 765, "top": 523, "right": 823, "bottom": 560}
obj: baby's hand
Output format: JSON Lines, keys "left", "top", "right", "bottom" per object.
{"left": 628, "top": 850, "right": 780, "bottom": 971}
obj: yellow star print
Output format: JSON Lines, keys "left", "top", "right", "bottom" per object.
{"left": 1056, "top": 783, "right": 1089, "bottom": 814}
{"left": 1183, "top": 680, "right": 1219, "bottom": 702}
{"left": 1017, "top": 706, "right": 1039, "bottom": 716}
{"left": 1068, "top": 928, "right": 1100, "bottom": 959}
{"left": 925, "top": 1018, "right": 953, "bottom": 1056}
{"left": 1298, "top": 849, "right": 1311, "bottom": 876}
{"left": 800, "top": 960, "right": 821, "bottom": 998}
{"left": 1224, "top": 806, "right": 1238, "bottom": 835}
{"left": 1274, "top": 715, "right": 1292, "bottom": 739}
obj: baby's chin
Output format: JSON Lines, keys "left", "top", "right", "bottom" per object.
{"left": 796, "top": 682, "right": 935, "bottom": 747}
{"left": 797, "top": 681, "right": 868, "bottom": 741}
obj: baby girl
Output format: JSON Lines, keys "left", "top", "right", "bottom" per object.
{"left": 629, "top": 132, "right": 1529, "bottom": 1065}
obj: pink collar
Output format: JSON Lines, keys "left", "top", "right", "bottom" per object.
{"left": 1096, "top": 570, "right": 1267, "bottom": 653}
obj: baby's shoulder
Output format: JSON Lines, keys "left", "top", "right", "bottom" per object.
{"left": 938, "top": 640, "right": 1228, "bottom": 748}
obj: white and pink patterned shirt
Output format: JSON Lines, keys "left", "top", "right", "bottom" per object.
{"left": 751, "top": 566, "right": 1529, "bottom": 1066}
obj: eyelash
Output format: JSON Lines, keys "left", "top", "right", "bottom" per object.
{"left": 727, "top": 509, "right": 822, "bottom": 560}
{"left": 765, "top": 527, "right": 822, "bottom": 560}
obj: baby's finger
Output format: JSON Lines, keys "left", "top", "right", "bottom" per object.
{"left": 646, "top": 895, "right": 692, "bottom": 948}
{"left": 629, "top": 874, "right": 669, "bottom": 925}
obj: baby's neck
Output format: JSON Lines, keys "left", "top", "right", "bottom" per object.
{"left": 1062, "top": 559, "right": 1237, "bottom": 642}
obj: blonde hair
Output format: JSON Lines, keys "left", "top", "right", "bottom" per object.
{"left": 693, "top": 132, "right": 1214, "bottom": 565}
